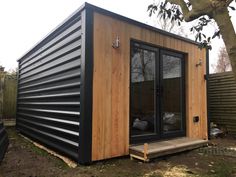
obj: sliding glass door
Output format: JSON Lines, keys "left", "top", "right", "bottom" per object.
{"left": 130, "top": 41, "right": 185, "bottom": 143}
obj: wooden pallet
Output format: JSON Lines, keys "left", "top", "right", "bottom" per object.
{"left": 129, "top": 137, "right": 208, "bottom": 162}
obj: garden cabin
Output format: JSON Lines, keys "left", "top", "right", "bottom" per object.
{"left": 16, "top": 3, "right": 208, "bottom": 164}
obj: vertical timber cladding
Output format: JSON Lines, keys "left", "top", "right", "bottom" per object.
{"left": 17, "top": 10, "right": 83, "bottom": 161}
{"left": 92, "top": 12, "right": 207, "bottom": 161}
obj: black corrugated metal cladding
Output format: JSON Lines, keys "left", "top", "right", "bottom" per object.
{"left": 17, "top": 8, "right": 84, "bottom": 161}
{"left": 0, "top": 122, "right": 9, "bottom": 162}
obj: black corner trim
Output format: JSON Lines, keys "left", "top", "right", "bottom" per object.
{"left": 78, "top": 8, "right": 94, "bottom": 164}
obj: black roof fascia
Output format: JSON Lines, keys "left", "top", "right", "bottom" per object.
{"left": 18, "top": 2, "right": 199, "bottom": 62}
{"left": 17, "top": 3, "right": 87, "bottom": 62}
{"left": 84, "top": 3, "right": 199, "bottom": 45}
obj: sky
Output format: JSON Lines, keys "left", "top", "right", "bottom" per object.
{"left": 0, "top": 0, "right": 235, "bottom": 73}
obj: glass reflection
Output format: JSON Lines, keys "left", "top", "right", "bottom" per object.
{"left": 131, "top": 45, "right": 156, "bottom": 136}
{"left": 162, "top": 55, "right": 182, "bottom": 133}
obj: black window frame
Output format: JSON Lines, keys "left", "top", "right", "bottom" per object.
{"left": 159, "top": 50, "right": 186, "bottom": 139}
{"left": 130, "top": 39, "right": 186, "bottom": 144}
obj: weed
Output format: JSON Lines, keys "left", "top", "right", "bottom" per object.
{"left": 201, "top": 161, "right": 236, "bottom": 177}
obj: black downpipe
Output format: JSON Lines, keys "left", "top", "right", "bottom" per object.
{"left": 15, "top": 62, "right": 20, "bottom": 131}
{"left": 206, "top": 49, "right": 210, "bottom": 139}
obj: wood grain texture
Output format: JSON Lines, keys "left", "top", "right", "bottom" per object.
{"left": 130, "top": 137, "right": 208, "bottom": 161}
{"left": 92, "top": 12, "right": 207, "bottom": 161}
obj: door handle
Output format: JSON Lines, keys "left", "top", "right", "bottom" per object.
{"left": 156, "top": 87, "right": 159, "bottom": 95}
{"left": 156, "top": 86, "right": 163, "bottom": 95}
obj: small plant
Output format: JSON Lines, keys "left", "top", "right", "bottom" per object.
{"left": 201, "top": 161, "right": 235, "bottom": 177}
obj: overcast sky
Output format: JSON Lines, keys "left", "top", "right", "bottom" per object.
{"left": 0, "top": 0, "right": 235, "bottom": 73}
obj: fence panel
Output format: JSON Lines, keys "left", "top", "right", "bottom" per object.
{"left": 209, "top": 71, "right": 236, "bottom": 135}
{"left": 0, "top": 73, "right": 4, "bottom": 120}
{"left": 3, "top": 74, "right": 17, "bottom": 119}
{"left": 0, "top": 72, "right": 17, "bottom": 120}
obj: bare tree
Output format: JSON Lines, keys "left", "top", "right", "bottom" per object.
{"left": 213, "top": 47, "right": 232, "bottom": 73}
{"left": 131, "top": 48, "right": 155, "bottom": 82}
{"left": 7, "top": 67, "right": 17, "bottom": 77}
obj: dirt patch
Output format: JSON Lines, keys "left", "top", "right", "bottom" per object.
{"left": 1, "top": 128, "right": 236, "bottom": 177}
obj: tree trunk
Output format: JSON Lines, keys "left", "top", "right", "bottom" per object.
{"left": 165, "top": 0, "right": 236, "bottom": 78}
{"left": 213, "top": 7, "right": 236, "bottom": 78}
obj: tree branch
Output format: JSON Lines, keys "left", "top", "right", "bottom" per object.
{"left": 167, "top": 0, "right": 212, "bottom": 21}
{"left": 167, "top": 0, "right": 190, "bottom": 16}
{"left": 226, "top": 0, "right": 234, "bottom": 7}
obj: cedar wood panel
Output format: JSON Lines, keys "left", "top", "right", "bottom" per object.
{"left": 92, "top": 12, "right": 207, "bottom": 161}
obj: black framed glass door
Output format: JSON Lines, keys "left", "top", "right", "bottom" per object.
{"left": 130, "top": 42, "right": 160, "bottom": 143}
{"left": 130, "top": 41, "right": 185, "bottom": 143}
{"left": 160, "top": 50, "right": 186, "bottom": 138}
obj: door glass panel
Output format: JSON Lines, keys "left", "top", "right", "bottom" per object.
{"left": 131, "top": 45, "right": 156, "bottom": 136}
{"left": 162, "top": 54, "right": 183, "bottom": 133}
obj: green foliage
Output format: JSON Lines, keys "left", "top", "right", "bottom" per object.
{"left": 201, "top": 162, "right": 236, "bottom": 177}
{"left": 212, "top": 162, "right": 235, "bottom": 177}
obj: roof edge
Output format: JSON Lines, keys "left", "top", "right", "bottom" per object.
{"left": 84, "top": 3, "right": 199, "bottom": 46}
{"left": 18, "top": 2, "right": 200, "bottom": 62}
{"left": 17, "top": 2, "right": 87, "bottom": 62}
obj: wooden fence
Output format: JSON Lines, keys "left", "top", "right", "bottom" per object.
{"left": 208, "top": 71, "right": 236, "bottom": 135}
{"left": 0, "top": 72, "right": 17, "bottom": 120}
